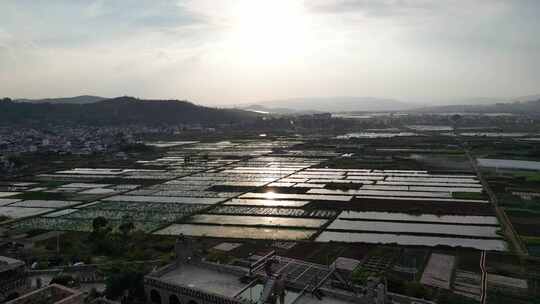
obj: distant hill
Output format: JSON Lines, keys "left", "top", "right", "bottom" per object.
{"left": 412, "top": 98, "right": 540, "bottom": 114}
{"left": 15, "top": 95, "right": 106, "bottom": 104}
{"left": 432, "top": 94, "right": 540, "bottom": 106}
{"left": 0, "top": 96, "right": 260, "bottom": 126}
{"left": 241, "top": 104, "right": 321, "bottom": 115}
{"left": 512, "top": 94, "right": 540, "bottom": 103}
{"left": 248, "top": 97, "right": 417, "bottom": 113}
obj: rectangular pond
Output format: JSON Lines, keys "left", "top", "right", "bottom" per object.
{"left": 315, "top": 231, "right": 507, "bottom": 251}
{"left": 225, "top": 199, "right": 310, "bottom": 207}
{"left": 239, "top": 192, "right": 353, "bottom": 201}
{"left": 102, "top": 195, "right": 224, "bottom": 204}
{"left": 308, "top": 189, "right": 452, "bottom": 198}
{"left": 326, "top": 219, "right": 499, "bottom": 238}
{"left": 154, "top": 224, "right": 316, "bottom": 240}
{"left": 10, "top": 200, "right": 82, "bottom": 208}
{"left": 354, "top": 195, "right": 488, "bottom": 203}
{"left": 386, "top": 177, "right": 478, "bottom": 183}
{"left": 0, "top": 192, "right": 21, "bottom": 198}
{"left": 338, "top": 211, "right": 498, "bottom": 225}
{"left": 336, "top": 132, "right": 419, "bottom": 139}
{"left": 0, "top": 206, "right": 55, "bottom": 218}
{"left": 189, "top": 214, "right": 328, "bottom": 228}
{"left": 477, "top": 158, "right": 540, "bottom": 170}
{"left": 377, "top": 181, "right": 481, "bottom": 187}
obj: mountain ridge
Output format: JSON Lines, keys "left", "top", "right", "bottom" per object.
{"left": 242, "top": 94, "right": 540, "bottom": 113}
{"left": 410, "top": 98, "right": 540, "bottom": 114}
{"left": 15, "top": 95, "right": 106, "bottom": 104}
{"left": 240, "top": 96, "right": 418, "bottom": 113}
{"left": 0, "top": 96, "right": 260, "bottom": 126}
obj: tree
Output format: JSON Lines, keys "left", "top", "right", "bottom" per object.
{"left": 7, "top": 156, "right": 24, "bottom": 168}
{"left": 92, "top": 216, "right": 108, "bottom": 232}
{"left": 119, "top": 222, "right": 135, "bottom": 237}
{"left": 90, "top": 216, "right": 117, "bottom": 255}
{"left": 450, "top": 114, "right": 462, "bottom": 129}
{"left": 84, "top": 288, "right": 101, "bottom": 303}
{"left": 103, "top": 264, "right": 146, "bottom": 302}
{"left": 4, "top": 292, "right": 20, "bottom": 301}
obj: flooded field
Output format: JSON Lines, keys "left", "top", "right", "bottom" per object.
{"left": 155, "top": 224, "right": 316, "bottom": 240}
{"left": 224, "top": 199, "right": 309, "bottom": 207}
{"left": 188, "top": 214, "right": 328, "bottom": 228}
{"left": 316, "top": 231, "right": 507, "bottom": 251}
{"left": 1, "top": 139, "right": 505, "bottom": 251}
{"left": 478, "top": 158, "right": 540, "bottom": 170}
{"left": 338, "top": 211, "right": 498, "bottom": 225}
{"left": 327, "top": 219, "right": 499, "bottom": 238}
{"left": 336, "top": 132, "right": 419, "bottom": 139}
{"left": 239, "top": 192, "right": 353, "bottom": 201}
{"left": 407, "top": 125, "right": 453, "bottom": 131}
{"left": 0, "top": 207, "right": 55, "bottom": 218}
{"left": 309, "top": 188, "right": 453, "bottom": 198}
{"left": 460, "top": 132, "right": 530, "bottom": 137}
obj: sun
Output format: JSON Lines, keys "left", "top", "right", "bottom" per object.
{"left": 223, "top": 0, "right": 312, "bottom": 64}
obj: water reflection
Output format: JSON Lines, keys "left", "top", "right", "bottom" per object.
{"left": 316, "top": 231, "right": 507, "bottom": 251}
{"left": 155, "top": 224, "right": 315, "bottom": 240}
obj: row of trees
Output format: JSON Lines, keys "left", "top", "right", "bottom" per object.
{"left": 49, "top": 265, "right": 146, "bottom": 303}
{"left": 91, "top": 217, "right": 148, "bottom": 303}
{"left": 43, "top": 217, "right": 149, "bottom": 303}
{"left": 90, "top": 216, "right": 135, "bottom": 256}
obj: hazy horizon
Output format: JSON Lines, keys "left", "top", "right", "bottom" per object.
{"left": 1, "top": 0, "right": 539, "bottom": 105}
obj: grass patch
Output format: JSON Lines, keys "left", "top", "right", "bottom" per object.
{"left": 505, "top": 208, "right": 540, "bottom": 217}
{"left": 32, "top": 230, "right": 175, "bottom": 267}
{"left": 452, "top": 192, "right": 485, "bottom": 200}
{"left": 509, "top": 171, "right": 540, "bottom": 183}
{"left": 521, "top": 236, "right": 540, "bottom": 246}
{"left": 498, "top": 193, "right": 540, "bottom": 212}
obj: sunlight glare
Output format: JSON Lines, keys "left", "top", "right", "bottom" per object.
{"left": 264, "top": 191, "right": 277, "bottom": 199}
{"left": 224, "top": 0, "right": 312, "bottom": 64}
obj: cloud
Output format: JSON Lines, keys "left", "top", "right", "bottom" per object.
{"left": 306, "top": 0, "right": 540, "bottom": 52}
{"left": 0, "top": 0, "right": 208, "bottom": 48}
{"left": 306, "top": 0, "right": 440, "bottom": 16}
{"left": 0, "top": 0, "right": 539, "bottom": 103}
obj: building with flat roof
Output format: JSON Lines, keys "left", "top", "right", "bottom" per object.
{"left": 5, "top": 284, "right": 83, "bottom": 304}
{"left": 144, "top": 237, "right": 389, "bottom": 304}
{"left": 0, "top": 256, "right": 28, "bottom": 301}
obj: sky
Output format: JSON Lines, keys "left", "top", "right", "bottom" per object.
{"left": 1, "top": 0, "right": 539, "bottom": 106}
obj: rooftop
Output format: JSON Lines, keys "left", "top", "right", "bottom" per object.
{"left": 295, "top": 294, "right": 352, "bottom": 304}
{"left": 157, "top": 263, "right": 248, "bottom": 298}
{"left": 0, "top": 256, "right": 24, "bottom": 272}
{"left": 146, "top": 252, "right": 390, "bottom": 304}
{"left": 6, "top": 284, "right": 83, "bottom": 304}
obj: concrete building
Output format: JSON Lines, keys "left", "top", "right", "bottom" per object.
{"left": 0, "top": 256, "right": 29, "bottom": 301}
{"left": 144, "top": 237, "right": 388, "bottom": 304}
{"left": 5, "top": 284, "right": 83, "bottom": 304}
